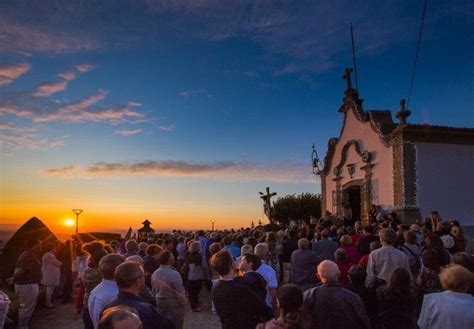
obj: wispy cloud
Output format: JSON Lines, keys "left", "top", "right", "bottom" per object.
{"left": 127, "top": 101, "right": 142, "bottom": 107}
{"left": 0, "top": 14, "right": 101, "bottom": 54}
{"left": 42, "top": 160, "right": 314, "bottom": 184}
{"left": 33, "top": 63, "right": 95, "bottom": 97}
{"left": 33, "top": 80, "right": 69, "bottom": 97}
{"left": 115, "top": 129, "right": 142, "bottom": 136}
{"left": 179, "top": 89, "right": 212, "bottom": 98}
{"left": 58, "top": 71, "right": 76, "bottom": 81}
{"left": 157, "top": 124, "right": 175, "bottom": 132}
{"left": 1, "top": 89, "right": 144, "bottom": 125}
{"left": 0, "top": 123, "right": 37, "bottom": 133}
{"left": 0, "top": 63, "right": 31, "bottom": 86}
{"left": 0, "top": 133, "right": 66, "bottom": 150}
{"left": 76, "top": 64, "right": 95, "bottom": 72}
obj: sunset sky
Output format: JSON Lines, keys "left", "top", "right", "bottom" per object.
{"left": 0, "top": 1, "right": 472, "bottom": 234}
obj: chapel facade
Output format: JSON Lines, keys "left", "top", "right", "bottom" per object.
{"left": 319, "top": 69, "right": 474, "bottom": 225}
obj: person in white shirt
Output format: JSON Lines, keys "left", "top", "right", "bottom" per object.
{"left": 88, "top": 254, "right": 125, "bottom": 329}
{"left": 41, "top": 243, "right": 62, "bottom": 308}
{"left": 254, "top": 243, "right": 278, "bottom": 314}
{"left": 366, "top": 228, "right": 411, "bottom": 288}
{"left": 418, "top": 264, "right": 474, "bottom": 329}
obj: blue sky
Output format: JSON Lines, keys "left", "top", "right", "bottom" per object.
{"left": 0, "top": 0, "right": 472, "bottom": 230}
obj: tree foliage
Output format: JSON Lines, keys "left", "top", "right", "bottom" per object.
{"left": 270, "top": 193, "right": 321, "bottom": 226}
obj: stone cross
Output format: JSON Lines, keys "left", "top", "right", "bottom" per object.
{"left": 259, "top": 187, "right": 277, "bottom": 222}
{"left": 343, "top": 68, "right": 353, "bottom": 91}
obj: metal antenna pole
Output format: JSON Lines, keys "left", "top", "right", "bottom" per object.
{"left": 350, "top": 22, "right": 359, "bottom": 91}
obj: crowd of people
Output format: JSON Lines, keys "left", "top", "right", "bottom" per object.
{"left": 6, "top": 208, "right": 474, "bottom": 329}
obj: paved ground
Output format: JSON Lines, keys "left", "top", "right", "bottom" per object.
{"left": 31, "top": 288, "right": 221, "bottom": 329}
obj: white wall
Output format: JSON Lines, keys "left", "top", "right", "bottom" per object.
{"left": 324, "top": 109, "right": 394, "bottom": 212}
{"left": 416, "top": 142, "right": 474, "bottom": 226}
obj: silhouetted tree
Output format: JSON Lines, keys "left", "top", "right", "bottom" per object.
{"left": 270, "top": 193, "right": 321, "bottom": 226}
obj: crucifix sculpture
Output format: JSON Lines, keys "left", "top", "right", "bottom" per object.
{"left": 259, "top": 187, "right": 277, "bottom": 223}
{"left": 343, "top": 68, "right": 353, "bottom": 91}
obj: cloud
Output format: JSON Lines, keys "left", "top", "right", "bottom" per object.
{"left": 0, "top": 14, "right": 101, "bottom": 54}
{"left": 58, "top": 71, "right": 76, "bottom": 81}
{"left": 127, "top": 101, "right": 142, "bottom": 107}
{"left": 42, "top": 160, "right": 314, "bottom": 183}
{"left": 43, "top": 165, "right": 79, "bottom": 177}
{"left": 157, "top": 124, "right": 175, "bottom": 132}
{"left": 33, "top": 80, "right": 69, "bottom": 97}
{"left": 0, "top": 123, "right": 37, "bottom": 133}
{"left": 1, "top": 89, "right": 144, "bottom": 125}
{"left": 75, "top": 64, "right": 95, "bottom": 72}
{"left": 0, "top": 133, "right": 66, "bottom": 150}
{"left": 115, "top": 129, "right": 142, "bottom": 136}
{"left": 179, "top": 89, "right": 212, "bottom": 98}
{"left": 0, "top": 63, "right": 31, "bottom": 86}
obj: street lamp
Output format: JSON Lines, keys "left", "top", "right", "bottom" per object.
{"left": 210, "top": 219, "right": 215, "bottom": 231}
{"left": 72, "top": 209, "right": 83, "bottom": 235}
{"left": 311, "top": 144, "right": 322, "bottom": 175}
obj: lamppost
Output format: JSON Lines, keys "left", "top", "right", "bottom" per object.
{"left": 311, "top": 144, "right": 322, "bottom": 175}
{"left": 210, "top": 219, "right": 215, "bottom": 231}
{"left": 72, "top": 209, "right": 83, "bottom": 235}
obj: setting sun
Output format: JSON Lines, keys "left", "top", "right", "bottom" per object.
{"left": 64, "top": 218, "right": 75, "bottom": 227}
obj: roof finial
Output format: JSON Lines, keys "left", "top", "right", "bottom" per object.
{"left": 396, "top": 98, "right": 411, "bottom": 125}
{"left": 343, "top": 68, "right": 353, "bottom": 91}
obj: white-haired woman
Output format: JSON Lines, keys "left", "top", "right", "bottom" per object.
{"left": 183, "top": 241, "right": 209, "bottom": 311}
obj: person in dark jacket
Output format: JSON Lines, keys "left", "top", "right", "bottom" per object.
{"left": 103, "top": 262, "right": 174, "bottom": 329}
{"left": 210, "top": 249, "right": 273, "bottom": 329}
{"left": 302, "top": 260, "right": 370, "bottom": 329}
{"left": 236, "top": 253, "right": 267, "bottom": 301}
{"left": 376, "top": 268, "right": 416, "bottom": 329}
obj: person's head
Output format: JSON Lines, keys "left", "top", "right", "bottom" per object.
{"left": 379, "top": 228, "right": 398, "bottom": 245}
{"left": 321, "top": 229, "right": 330, "bottom": 239}
{"left": 440, "top": 265, "right": 474, "bottom": 293}
{"left": 138, "top": 242, "right": 148, "bottom": 253}
{"left": 334, "top": 248, "right": 348, "bottom": 262}
{"left": 340, "top": 235, "right": 353, "bottom": 246}
{"left": 254, "top": 243, "right": 269, "bottom": 260}
{"left": 145, "top": 244, "right": 162, "bottom": 257}
{"left": 99, "top": 306, "right": 142, "bottom": 329}
{"left": 210, "top": 249, "right": 234, "bottom": 277}
{"left": 125, "top": 240, "right": 139, "bottom": 253}
{"left": 354, "top": 221, "right": 362, "bottom": 231}
{"left": 209, "top": 242, "right": 221, "bottom": 256}
{"left": 405, "top": 230, "right": 417, "bottom": 245}
{"left": 43, "top": 243, "right": 55, "bottom": 253}
{"left": 410, "top": 224, "right": 421, "bottom": 233}
{"left": 384, "top": 268, "right": 413, "bottom": 303}
{"left": 240, "top": 244, "right": 253, "bottom": 256}
{"left": 297, "top": 238, "right": 310, "bottom": 250}
{"left": 239, "top": 253, "right": 261, "bottom": 272}
{"left": 114, "top": 262, "right": 145, "bottom": 294}
{"left": 125, "top": 255, "right": 144, "bottom": 267}
{"left": 223, "top": 235, "right": 232, "bottom": 246}
{"left": 424, "top": 234, "right": 444, "bottom": 250}
{"left": 369, "top": 241, "right": 381, "bottom": 252}
{"left": 99, "top": 254, "right": 126, "bottom": 280}
{"left": 452, "top": 252, "right": 474, "bottom": 272}
{"left": 317, "top": 260, "right": 340, "bottom": 284}
{"left": 189, "top": 241, "right": 201, "bottom": 254}
{"left": 277, "top": 284, "right": 303, "bottom": 325}
{"left": 347, "top": 265, "right": 367, "bottom": 286}
{"left": 363, "top": 225, "right": 374, "bottom": 235}
{"left": 157, "top": 250, "right": 175, "bottom": 266}
{"left": 89, "top": 249, "right": 108, "bottom": 268}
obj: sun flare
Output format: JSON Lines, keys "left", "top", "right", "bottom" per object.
{"left": 64, "top": 218, "right": 75, "bottom": 227}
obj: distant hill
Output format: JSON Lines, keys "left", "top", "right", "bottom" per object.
{"left": 0, "top": 217, "right": 57, "bottom": 279}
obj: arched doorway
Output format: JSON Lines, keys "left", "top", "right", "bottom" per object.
{"left": 343, "top": 180, "right": 363, "bottom": 223}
